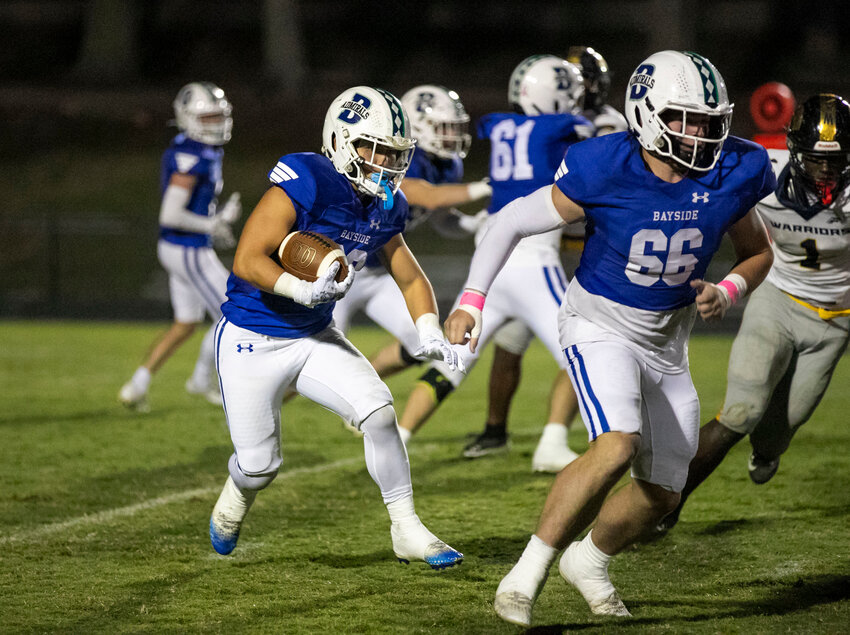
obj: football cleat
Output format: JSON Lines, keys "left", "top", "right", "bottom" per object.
{"left": 655, "top": 507, "right": 681, "bottom": 534}
{"left": 185, "top": 377, "right": 223, "bottom": 406}
{"left": 532, "top": 441, "right": 579, "bottom": 473}
{"left": 559, "top": 542, "right": 632, "bottom": 617}
{"left": 748, "top": 453, "right": 780, "bottom": 484}
{"left": 209, "top": 512, "right": 241, "bottom": 555}
{"left": 391, "top": 518, "right": 463, "bottom": 570}
{"left": 462, "top": 429, "right": 509, "bottom": 458}
{"left": 493, "top": 590, "right": 534, "bottom": 628}
{"left": 118, "top": 381, "right": 150, "bottom": 413}
{"left": 209, "top": 476, "right": 253, "bottom": 555}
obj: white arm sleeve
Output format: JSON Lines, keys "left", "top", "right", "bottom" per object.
{"left": 158, "top": 184, "right": 215, "bottom": 234}
{"left": 465, "top": 185, "right": 565, "bottom": 294}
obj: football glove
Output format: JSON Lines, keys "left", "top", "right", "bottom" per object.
{"left": 413, "top": 313, "right": 466, "bottom": 373}
{"left": 217, "top": 192, "right": 242, "bottom": 225}
{"left": 274, "top": 261, "right": 355, "bottom": 308}
{"left": 211, "top": 217, "right": 236, "bottom": 249}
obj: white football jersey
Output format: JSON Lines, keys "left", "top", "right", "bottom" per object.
{"left": 758, "top": 149, "right": 850, "bottom": 308}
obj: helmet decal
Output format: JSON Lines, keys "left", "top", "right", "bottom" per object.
{"left": 684, "top": 52, "right": 720, "bottom": 108}
{"left": 338, "top": 93, "right": 372, "bottom": 125}
{"left": 628, "top": 64, "right": 656, "bottom": 101}
{"left": 819, "top": 95, "right": 837, "bottom": 143}
{"left": 375, "top": 87, "right": 406, "bottom": 137}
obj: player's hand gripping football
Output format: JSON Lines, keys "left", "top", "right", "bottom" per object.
{"left": 413, "top": 314, "right": 466, "bottom": 373}
{"left": 305, "top": 261, "right": 355, "bottom": 308}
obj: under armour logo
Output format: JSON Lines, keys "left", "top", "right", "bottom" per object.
{"left": 236, "top": 343, "right": 254, "bottom": 353}
{"left": 692, "top": 191, "right": 710, "bottom": 203}
{"left": 369, "top": 219, "right": 381, "bottom": 230}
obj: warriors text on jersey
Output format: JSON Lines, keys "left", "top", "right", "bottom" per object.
{"left": 222, "top": 153, "right": 409, "bottom": 337}
{"left": 758, "top": 149, "right": 850, "bottom": 308}
{"left": 159, "top": 133, "right": 224, "bottom": 247}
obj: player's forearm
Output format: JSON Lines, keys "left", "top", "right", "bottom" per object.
{"left": 728, "top": 246, "right": 774, "bottom": 297}
{"left": 232, "top": 246, "right": 285, "bottom": 293}
{"left": 465, "top": 185, "right": 565, "bottom": 294}
{"left": 159, "top": 185, "right": 215, "bottom": 233}
{"left": 400, "top": 276, "right": 439, "bottom": 323}
{"left": 403, "top": 179, "right": 490, "bottom": 209}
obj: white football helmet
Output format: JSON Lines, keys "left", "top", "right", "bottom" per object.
{"left": 322, "top": 86, "right": 415, "bottom": 202}
{"left": 401, "top": 85, "right": 471, "bottom": 159}
{"left": 625, "top": 50, "right": 733, "bottom": 171}
{"left": 173, "top": 82, "right": 233, "bottom": 146}
{"left": 508, "top": 55, "right": 585, "bottom": 116}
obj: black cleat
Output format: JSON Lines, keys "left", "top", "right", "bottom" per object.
{"left": 462, "top": 429, "right": 509, "bottom": 458}
{"left": 748, "top": 453, "right": 780, "bottom": 484}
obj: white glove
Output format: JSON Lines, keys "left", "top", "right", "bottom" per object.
{"left": 466, "top": 179, "right": 492, "bottom": 202}
{"left": 211, "top": 217, "right": 236, "bottom": 249}
{"left": 274, "top": 261, "right": 355, "bottom": 308}
{"left": 412, "top": 313, "right": 466, "bottom": 373}
{"left": 217, "top": 192, "right": 242, "bottom": 225}
{"left": 457, "top": 209, "right": 490, "bottom": 235}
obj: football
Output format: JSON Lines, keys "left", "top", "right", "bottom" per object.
{"left": 277, "top": 231, "right": 349, "bottom": 283}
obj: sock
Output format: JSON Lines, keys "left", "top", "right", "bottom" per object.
{"left": 191, "top": 326, "right": 216, "bottom": 387}
{"left": 397, "top": 425, "right": 412, "bottom": 446}
{"left": 540, "top": 422, "right": 568, "bottom": 444}
{"left": 578, "top": 530, "right": 613, "bottom": 567}
{"left": 215, "top": 475, "right": 257, "bottom": 522}
{"left": 132, "top": 367, "right": 151, "bottom": 391}
{"left": 498, "top": 534, "right": 558, "bottom": 598}
{"left": 484, "top": 422, "right": 507, "bottom": 437}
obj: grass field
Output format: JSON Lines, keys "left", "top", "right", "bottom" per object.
{"left": 1, "top": 321, "right": 848, "bottom": 633}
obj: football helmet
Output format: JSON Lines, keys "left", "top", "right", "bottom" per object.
{"left": 567, "top": 45, "right": 612, "bottom": 112}
{"left": 322, "top": 86, "right": 415, "bottom": 203}
{"left": 625, "top": 50, "right": 733, "bottom": 171}
{"left": 401, "top": 85, "right": 472, "bottom": 159}
{"left": 173, "top": 82, "right": 233, "bottom": 146}
{"left": 508, "top": 54, "right": 585, "bottom": 116}
{"left": 786, "top": 93, "right": 850, "bottom": 205}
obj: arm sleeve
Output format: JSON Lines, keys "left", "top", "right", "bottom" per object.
{"left": 465, "top": 185, "right": 565, "bottom": 293}
{"left": 158, "top": 184, "right": 215, "bottom": 233}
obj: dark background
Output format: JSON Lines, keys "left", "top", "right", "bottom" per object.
{"left": 2, "top": 0, "right": 849, "bottom": 320}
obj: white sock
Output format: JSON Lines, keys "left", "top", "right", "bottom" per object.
{"left": 579, "top": 530, "right": 613, "bottom": 566}
{"left": 498, "top": 534, "right": 558, "bottom": 598}
{"left": 215, "top": 476, "right": 257, "bottom": 522}
{"left": 131, "top": 367, "right": 151, "bottom": 391}
{"left": 397, "top": 425, "right": 412, "bottom": 446}
{"left": 540, "top": 422, "right": 568, "bottom": 443}
{"left": 386, "top": 495, "right": 417, "bottom": 526}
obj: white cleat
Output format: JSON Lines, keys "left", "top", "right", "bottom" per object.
{"left": 532, "top": 443, "right": 580, "bottom": 473}
{"left": 493, "top": 590, "right": 534, "bottom": 628}
{"left": 559, "top": 542, "right": 631, "bottom": 617}
{"left": 391, "top": 517, "right": 463, "bottom": 570}
{"left": 119, "top": 381, "right": 150, "bottom": 413}
{"left": 185, "top": 378, "right": 223, "bottom": 406}
{"left": 209, "top": 476, "right": 253, "bottom": 555}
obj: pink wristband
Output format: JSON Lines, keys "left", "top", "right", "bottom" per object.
{"left": 459, "top": 290, "right": 486, "bottom": 310}
{"left": 716, "top": 280, "right": 741, "bottom": 305}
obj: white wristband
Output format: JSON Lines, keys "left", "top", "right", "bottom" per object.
{"left": 414, "top": 312, "right": 443, "bottom": 342}
{"left": 467, "top": 181, "right": 492, "bottom": 201}
{"left": 273, "top": 271, "right": 310, "bottom": 303}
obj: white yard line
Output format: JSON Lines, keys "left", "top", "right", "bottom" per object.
{"left": 2, "top": 455, "right": 364, "bottom": 545}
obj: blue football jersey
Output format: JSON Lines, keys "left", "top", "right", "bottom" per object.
{"left": 555, "top": 132, "right": 776, "bottom": 310}
{"left": 222, "top": 152, "right": 410, "bottom": 338}
{"left": 159, "top": 133, "right": 224, "bottom": 247}
{"left": 478, "top": 112, "right": 593, "bottom": 212}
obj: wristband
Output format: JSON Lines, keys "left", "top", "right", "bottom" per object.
{"left": 467, "top": 181, "right": 492, "bottom": 201}
{"left": 273, "top": 271, "right": 310, "bottom": 304}
{"left": 414, "top": 312, "right": 443, "bottom": 341}
{"left": 459, "top": 290, "right": 486, "bottom": 311}
{"left": 717, "top": 273, "right": 747, "bottom": 305}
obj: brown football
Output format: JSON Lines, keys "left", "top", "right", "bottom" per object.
{"left": 277, "top": 231, "right": 349, "bottom": 283}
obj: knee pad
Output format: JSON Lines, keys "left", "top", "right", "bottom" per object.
{"left": 228, "top": 453, "right": 278, "bottom": 491}
{"left": 360, "top": 403, "right": 397, "bottom": 432}
{"left": 417, "top": 367, "right": 457, "bottom": 404}
{"left": 399, "top": 345, "right": 424, "bottom": 367}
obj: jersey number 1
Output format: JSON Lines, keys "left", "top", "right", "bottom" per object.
{"left": 626, "top": 228, "right": 703, "bottom": 286}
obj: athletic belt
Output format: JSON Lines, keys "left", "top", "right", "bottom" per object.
{"left": 784, "top": 292, "right": 850, "bottom": 320}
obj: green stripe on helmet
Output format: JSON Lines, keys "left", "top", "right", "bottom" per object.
{"left": 375, "top": 87, "right": 406, "bottom": 136}
{"left": 684, "top": 51, "right": 720, "bottom": 108}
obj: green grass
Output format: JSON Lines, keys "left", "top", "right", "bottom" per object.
{"left": 1, "top": 322, "right": 848, "bottom": 633}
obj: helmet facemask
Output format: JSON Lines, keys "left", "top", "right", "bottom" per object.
{"left": 789, "top": 148, "right": 850, "bottom": 206}
{"left": 428, "top": 117, "right": 472, "bottom": 159}
{"left": 656, "top": 107, "right": 731, "bottom": 171}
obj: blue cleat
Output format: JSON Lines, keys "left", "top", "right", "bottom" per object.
{"left": 209, "top": 512, "right": 241, "bottom": 555}
{"left": 391, "top": 519, "right": 463, "bottom": 570}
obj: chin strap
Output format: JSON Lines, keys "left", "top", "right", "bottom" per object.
{"left": 370, "top": 173, "right": 394, "bottom": 210}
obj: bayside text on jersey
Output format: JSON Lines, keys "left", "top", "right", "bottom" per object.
{"left": 555, "top": 132, "right": 775, "bottom": 310}
{"left": 159, "top": 133, "right": 223, "bottom": 247}
{"left": 222, "top": 153, "right": 409, "bottom": 337}
{"left": 478, "top": 112, "right": 593, "bottom": 212}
